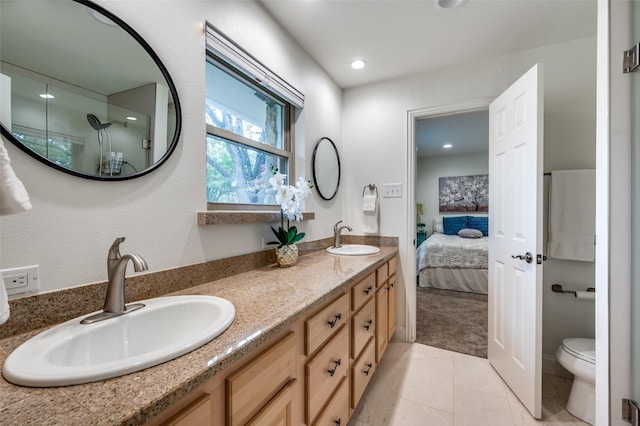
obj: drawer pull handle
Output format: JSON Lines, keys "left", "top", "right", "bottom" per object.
{"left": 327, "top": 359, "right": 342, "bottom": 377}
{"left": 364, "top": 319, "right": 373, "bottom": 331}
{"left": 390, "top": 282, "right": 395, "bottom": 288}
{"left": 327, "top": 313, "right": 342, "bottom": 328}
{"left": 363, "top": 285, "right": 372, "bottom": 295}
{"left": 335, "top": 419, "right": 341, "bottom": 426}
{"left": 363, "top": 362, "right": 373, "bottom": 376}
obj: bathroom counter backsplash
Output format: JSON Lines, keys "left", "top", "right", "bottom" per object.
{"left": 0, "top": 240, "right": 398, "bottom": 425}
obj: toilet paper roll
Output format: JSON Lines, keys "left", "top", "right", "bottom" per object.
{"left": 575, "top": 290, "right": 595, "bottom": 300}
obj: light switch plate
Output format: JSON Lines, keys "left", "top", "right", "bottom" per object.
{"left": 383, "top": 183, "right": 402, "bottom": 198}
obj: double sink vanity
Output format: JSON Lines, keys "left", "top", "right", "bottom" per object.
{"left": 0, "top": 242, "right": 398, "bottom": 425}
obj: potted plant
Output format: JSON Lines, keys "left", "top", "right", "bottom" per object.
{"left": 267, "top": 168, "right": 313, "bottom": 267}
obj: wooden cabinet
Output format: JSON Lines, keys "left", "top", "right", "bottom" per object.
{"left": 306, "top": 325, "right": 349, "bottom": 424}
{"left": 147, "top": 254, "right": 399, "bottom": 426}
{"left": 375, "top": 257, "right": 398, "bottom": 363}
{"left": 226, "top": 332, "right": 297, "bottom": 426}
{"left": 351, "top": 338, "right": 376, "bottom": 407}
{"left": 351, "top": 297, "right": 375, "bottom": 358}
{"left": 306, "top": 293, "right": 349, "bottom": 356}
{"left": 246, "top": 379, "right": 297, "bottom": 426}
{"left": 164, "top": 395, "right": 212, "bottom": 426}
{"left": 351, "top": 272, "right": 375, "bottom": 312}
{"left": 312, "top": 376, "right": 349, "bottom": 426}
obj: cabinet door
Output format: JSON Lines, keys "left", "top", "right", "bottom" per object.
{"left": 387, "top": 274, "right": 397, "bottom": 340}
{"left": 164, "top": 394, "right": 211, "bottom": 426}
{"left": 375, "top": 285, "right": 388, "bottom": 363}
{"left": 226, "top": 332, "right": 297, "bottom": 426}
{"left": 246, "top": 379, "right": 296, "bottom": 426}
{"left": 306, "top": 325, "right": 349, "bottom": 424}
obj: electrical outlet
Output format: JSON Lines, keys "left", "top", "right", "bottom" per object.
{"left": 1, "top": 265, "right": 39, "bottom": 296}
{"left": 383, "top": 183, "right": 402, "bottom": 198}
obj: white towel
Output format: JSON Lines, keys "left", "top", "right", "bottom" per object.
{"left": 362, "top": 194, "right": 377, "bottom": 213}
{"left": 0, "top": 138, "right": 32, "bottom": 216}
{"left": 548, "top": 170, "right": 595, "bottom": 262}
{"left": 0, "top": 283, "right": 8, "bottom": 325}
{"left": 362, "top": 194, "right": 378, "bottom": 233}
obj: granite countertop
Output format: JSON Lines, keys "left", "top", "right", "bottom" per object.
{"left": 0, "top": 247, "right": 398, "bottom": 425}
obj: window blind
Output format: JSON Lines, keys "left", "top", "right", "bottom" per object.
{"left": 205, "top": 23, "right": 304, "bottom": 109}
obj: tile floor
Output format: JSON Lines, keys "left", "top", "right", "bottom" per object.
{"left": 349, "top": 342, "right": 590, "bottom": 426}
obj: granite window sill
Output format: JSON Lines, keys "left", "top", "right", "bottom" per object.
{"left": 197, "top": 210, "right": 315, "bottom": 225}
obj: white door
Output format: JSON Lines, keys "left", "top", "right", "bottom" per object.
{"left": 488, "top": 64, "right": 544, "bottom": 419}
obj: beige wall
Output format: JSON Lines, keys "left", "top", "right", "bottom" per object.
{"left": 342, "top": 35, "right": 597, "bottom": 357}
{"left": 0, "top": 1, "right": 344, "bottom": 293}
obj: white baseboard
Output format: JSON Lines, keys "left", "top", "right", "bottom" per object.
{"left": 543, "top": 353, "right": 573, "bottom": 378}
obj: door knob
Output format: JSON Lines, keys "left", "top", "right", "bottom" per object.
{"left": 511, "top": 252, "right": 534, "bottom": 264}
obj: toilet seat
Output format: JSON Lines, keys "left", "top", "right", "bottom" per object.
{"left": 561, "top": 338, "right": 595, "bottom": 364}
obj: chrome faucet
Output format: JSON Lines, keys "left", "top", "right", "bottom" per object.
{"left": 81, "top": 236, "right": 148, "bottom": 324}
{"left": 333, "top": 220, "right": 352, "bottom": 248}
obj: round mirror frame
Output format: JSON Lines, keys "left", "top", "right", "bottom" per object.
{"left": 312, "top": 136, "right": 341, "bottom": 201}
{"left": 0, "top": 0, "right": 182, "bottom": 181}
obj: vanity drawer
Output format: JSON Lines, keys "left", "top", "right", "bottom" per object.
{"left": 226, "top": 331, "right": 297, "bottom": 426}
{"left": 311, "top": 376, "right": 349, "bottom": 426}
{"left": 306, "top": 325, "right": 349, "bottom": 424}
{"left": 351, "top": 338, "right": 376, "bottom": 409}
{"left": 351, "top": 272, "right": 375, "bottom": 312}
{"left": 376, "top": 263, "right": 388, "bottom": 287}
{"left": 306, "top": 293, "right": 349, "bottom": 356}
{"left": 351, "top": 297, "right": 375, "bottom": 359}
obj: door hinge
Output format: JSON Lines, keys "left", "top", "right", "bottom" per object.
{"left": 624, "top": 43, "right": 640, "bottom": 73}
{"left": 623, "top": 398, "right": 639, "bottom": 425}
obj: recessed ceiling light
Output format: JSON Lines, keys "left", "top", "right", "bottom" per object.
{"left": 39, "top": 93, "right": 54, "bottom": 99}
{"left": 443, "top": 144, "right": 453, "bottom": 149}
{"left": 351, "top": 59, "right": 367, "bottom": 70}
{"left": 126, "top": 116, "right": 137, "bottom": 121}
{"left": 435, "top": 0, "right": 467, "bottom": 10}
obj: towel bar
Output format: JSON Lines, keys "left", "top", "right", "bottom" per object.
{"left": 551, "top": 283, "right": 595, "bottom": 296}
{"left": 362, "top": 183, "right": 378, "bottom": 197}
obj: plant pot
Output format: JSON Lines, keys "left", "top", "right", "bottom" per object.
{"left": 275, "top": 244, "right": 298, "bottom": 267}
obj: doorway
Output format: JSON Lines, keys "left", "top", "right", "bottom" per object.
{"left": 414, "top": 108, "right": 489, "bottom": 358}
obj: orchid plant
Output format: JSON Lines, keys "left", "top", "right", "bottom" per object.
{"left": 267, "top": 167, "right": 313, "bottom": 248}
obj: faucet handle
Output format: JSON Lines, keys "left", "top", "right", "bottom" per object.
{"left": 334, "top": 220, "right": 343, "bottom": 230}
{"left": 108, "top": 236, "right": 126, "bottom": 260}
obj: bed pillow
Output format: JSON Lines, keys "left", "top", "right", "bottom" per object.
{"left": 458, "top": 228, "right": 484, "bottom": 239}
{"left": 467, "top": 216, "right": 489, "bottom": 236}
{"left": 442, "top": 216, "right": 468, "bottom": 235}
{"left": 433, "top": 219, "right": 444, "bottom": 234}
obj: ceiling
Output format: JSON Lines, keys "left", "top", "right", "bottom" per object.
{"left": 260, "top": 0, "right": 596, "bottom": 156}
{"left": 260, "top": 0, "right": 597, "bottom": 89}
{"left": 416, "top": 109, "right": 489, "bottom": 158}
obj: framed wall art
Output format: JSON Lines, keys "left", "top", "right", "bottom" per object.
{"left": 439, "top": 174, "right": 489, "bottom": 212}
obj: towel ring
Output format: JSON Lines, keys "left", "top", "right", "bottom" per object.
{"left": 362, "top": 183, "right": 378, "bottom": 197}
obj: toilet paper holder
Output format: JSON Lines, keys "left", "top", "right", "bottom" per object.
{"left": 552, "top": 283, "right": 595, "bottom": 297}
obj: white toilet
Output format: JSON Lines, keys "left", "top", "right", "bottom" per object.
{"left": 556, "top": 337, "right": 596, "bottom": 425}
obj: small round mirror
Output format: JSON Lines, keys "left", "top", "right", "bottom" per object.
{"left": 312, "top": 137, "right": 340, "bottom": 201}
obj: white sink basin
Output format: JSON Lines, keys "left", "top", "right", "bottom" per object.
{"left": 326, "top": 244, "right": 380, "bottom": 256}
{"left": 2, "top": 295, "right": 235, "bottom": 387}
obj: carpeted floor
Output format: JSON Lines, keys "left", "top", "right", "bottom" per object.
{"left": 416, "top": 286, "right": 488, "bottom": 358}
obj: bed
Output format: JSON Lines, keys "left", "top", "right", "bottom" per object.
{"left": 417, "top": 221, "right": 489, "bottom": 294}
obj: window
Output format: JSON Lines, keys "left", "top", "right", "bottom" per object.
{"left": 205, "top": 60, "right": 290, "bottom": 206}
{"left": 205, "top": 24, "right": 304, "bottom": 209}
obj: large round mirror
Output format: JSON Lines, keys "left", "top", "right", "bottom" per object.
{"left": 312, "top": 137, "right": 341, "bottom": 201}
{"left": 0, "top": 0, "right": 181, "bottom": 180}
